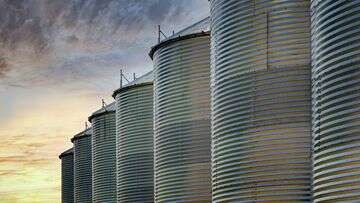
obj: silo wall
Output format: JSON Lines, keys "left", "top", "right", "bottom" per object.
{"left": 113, "top": 74, "right": 154, "bottom": 203}
{"left": 72, "top": 129, "right": 92, "bottom": 203}
{"left": 210, "top": 0, "right": 313, "bottom": 202}
{"left": 311, "top": 1, "right": 360, "bottom": 202}
{"left": 89, "top": 104, "right": 117, "bottom": 203}
{"left": 151, "top": 20, "right": 212, "bottom": 202}
{"left": 59, "top": 148, "right": 74, "bottom": 203}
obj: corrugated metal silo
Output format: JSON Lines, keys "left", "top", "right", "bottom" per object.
{"left": 149, "top": 17, "right": 212, "bottom": 203}
{"left": 59, "top": 148, "right": 74, "bottom": 203}
{"left": 311, "top": 1, "right": 360, "bottom": 202}
{"left": 71, "top": 128, "right": 92, "bottom": 203}
{"left": 89, "top": 102, "right": 117, "bottom": 203}
{"left": 210, "top": 0, "right": 312, "bottom": 202}
{"left": 112, "top": 71, "right": 154, "bottom": 203}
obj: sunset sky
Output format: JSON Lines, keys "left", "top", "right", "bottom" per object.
{"left": 0, "top": 1, "right": 209, "bottom": 202}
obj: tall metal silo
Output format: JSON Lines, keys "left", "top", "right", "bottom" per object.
{"left": 210, "top": 0, "right": 312, "bottom": 202}
{"left": 89, "top": 102, "right": 117, "bottom": 203}
{"left": 59, "top": 148, "right": 74, "bottom": 203}
{"left": 112, "top": 71, "right": 154, "bottom": 203}
{"left": 71, "top": 128, "right": 92, "bottom": 203}
{"left": 311, "top": 1, "right": 360, "bottom": 202}
{"left": 149, "top": 17, "right": 212, "bottom": 203}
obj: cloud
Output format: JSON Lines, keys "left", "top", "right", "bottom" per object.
{"left": 65, "top": 34, "right": 79, "bottom": 44}
{"left": 0, "top": 0, "right": 48, "bottom": 52}
{"left": 0, "top": 169, "right": 25, "bottom": 176}
{"left": 0, "top": 0, "right": 191, "bottom": 54}
{"left": 0, "top": 56, "right": 8, "bottom": 76}
{"left": 0, "top": 0, "right": 209, "bottom": 90}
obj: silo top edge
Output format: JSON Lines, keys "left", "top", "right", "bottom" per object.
{"left": 112, "top": 70, "right": 154, "bottom": 98}
{"left": 59, "top": 147, "right": 74, "bottom": 159}
{"left": 149, "top": 16, "right": 210, "bottom": 59}
{"left": 71, "top": 127, "right": 92, "bottom": 143}
{"left": 88, "top": 101, "right": 116, "bottom": 122}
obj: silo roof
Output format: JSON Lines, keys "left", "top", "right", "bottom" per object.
{"left": 167, "top": 16, "right": 210, "bottom": 39}
{"left": 59, "top": 147, "right": 74, "bottom": 159}
{"left": 88, "top": 101, "right": 116, "bottom": 122}
{"left": 112, "top": 70, "right": 154, "bottom": 98}
{"left": 71, "top": 127, "right": 92, "bottom": 143}
{"left": 149, "top": 16, "right": 210, "bottom": 59}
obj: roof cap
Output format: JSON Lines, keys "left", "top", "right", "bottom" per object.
{"left": 59, "top": 147, "right": 74, "bottom": 159}
{"left": 112, "top": 70, "right": 154, "bottom": 98}
{"left": 88, "top": 101, "right": 116, "bottom": 122}
{"left": 71, "top": 127, "right": 92, "bottom": 142}
{"left": 149, "top": 16, "right": 210, "bottom": 59}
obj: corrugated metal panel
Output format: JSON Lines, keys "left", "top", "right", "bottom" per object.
{"left": 59, "top": 148, "right": 74, "bottom": 203}
{"left": 151, "top": 18, "right": 212, "bottom": 203}
{"left": 90, "top": 107, "right": 117, "bottom": 203}
{"left": 72, "top": 129, "right": 92, "bottom": 203}
{"left": 311, "top": 0, "right": 360, "bottom": 202}
{"left": 210, "top": 0, "right": 312, "bottom": 202}
{"left": 114, "top": 73, "right": 154, "bottom": 202}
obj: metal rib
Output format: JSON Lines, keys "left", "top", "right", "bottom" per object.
{"left": 114, "top": 83, "right": 154, "bottom": 203}
{"left": 311, "top": 0, "right": 360, "bottom": 202}
{"left": 152, "top": 35, "right": 212, "bottom": 202}
{"left": 73, "top": 134, "right": 92, "bottom": 203}
{"left": 210, "top": 0, "right": 312, "bottom": 202}
{"left": 91, "top": 111, "right": 117, "bottom": 203}
{"left": 60, "top": 148, "right": 74, "bottom": 203}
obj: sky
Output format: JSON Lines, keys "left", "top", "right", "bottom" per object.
{"left": 0, "top": 1, "right": 209, "bottom": 202}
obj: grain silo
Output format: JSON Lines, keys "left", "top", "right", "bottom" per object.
{"left": 89, "top": 102, "right": 117, "bottom": 203}
{"left": 112, "top": 71, "right": 154, "bottom": 203}
{"left": 59, "top": 148, "right": 74, "bottom": 203}
{"left": 209, "top": 0, "right": 312, "bottom": 202}
{"left": 71, "top": 127, "right": 92, "bottom": 203}
{"left": 311, "top": 1, "right": 360, "bottom": 202}
{"left": 149, "top": 17, "right": 212, "bottom": 203}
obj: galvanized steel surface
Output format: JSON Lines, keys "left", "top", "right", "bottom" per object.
{"left": 210, "top": 0, "right": 312, "bottom": 202}
{"left": 60, "top": 148, "right": 74, "bottom": 203}
{"left": 311, "top": 0, "right": 360, "bottom": 202}
{"left": 73, "top": 129, "right": 92, "bottom": 203}
{"left": 90, "top": 109, "right": 117, "bottom": 203}
{"left": 114, "top": 78, "right": 154, "bottom": 202}
{"left": 152, "top": 26, "right": 212, "bottom": 202}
